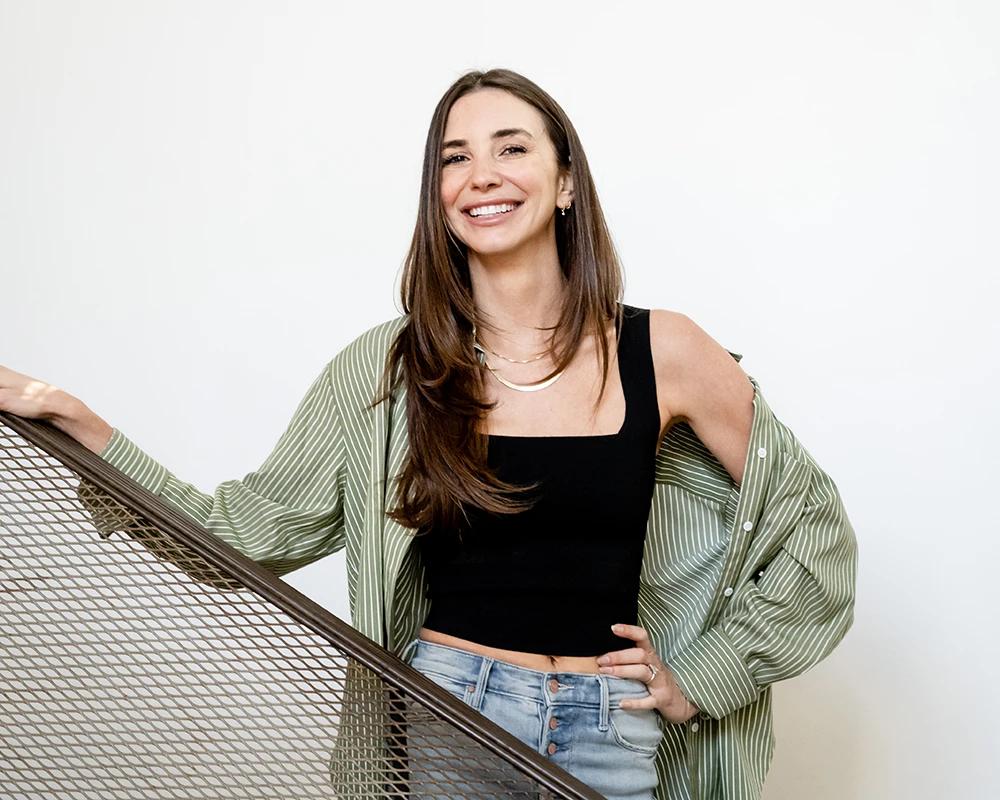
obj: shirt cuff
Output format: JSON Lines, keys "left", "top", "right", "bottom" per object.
{"left": 668, "top": 626, "right": 759, "bottom": 720}
{"left": 99, "top": 429, "right": 170, "bottom": 496}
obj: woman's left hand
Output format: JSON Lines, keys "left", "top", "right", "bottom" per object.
{"left": 597, "top": 623, "right": 700, "bottom": 724}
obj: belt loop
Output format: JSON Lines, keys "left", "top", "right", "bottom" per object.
{"left": 400, "top": 638, "right": 420, "bottom": 664}
{"left": 597, "top": 675, "right": 610, "bottom": 732}
{"left": 471, "top": 656, "right": 494, "bottom": 711}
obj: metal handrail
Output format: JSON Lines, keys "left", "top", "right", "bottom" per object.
{"left": 0, "top": 411, "right": 605, "bottom": 799}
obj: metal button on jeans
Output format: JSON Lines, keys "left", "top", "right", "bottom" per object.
{"left": 549, "top": 717, "right": 558, "bottom": 730}
{"left": 547, "top": 743, "right": 557, "bottom": 755}
{"left": 548, "top": 679, "right": 559, "bottom": 693}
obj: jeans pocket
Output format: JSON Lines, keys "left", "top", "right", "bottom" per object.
{"left": 608, "top": 706, "right": 662, "bottom": 755}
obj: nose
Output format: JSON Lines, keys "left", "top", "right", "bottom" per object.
{"left": 469, "top": 157, "right": 501, "bottom": 191}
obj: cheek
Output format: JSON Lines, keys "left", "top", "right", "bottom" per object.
{"left": 438, "top": 185, "right": 463, "bottom": 237}
{"left": 440, "top": 173, "right": 463, "bottom": 214}
{"left": 513, "top": 165, "right": 557, "bottom": 204}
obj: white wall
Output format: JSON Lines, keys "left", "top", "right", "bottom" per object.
{"left": 2, "top": 2, "right": 997, "bottom": 797}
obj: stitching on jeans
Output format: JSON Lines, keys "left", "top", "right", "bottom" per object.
{"left": 608, "top": 711, "right": 661, "bottom": 755}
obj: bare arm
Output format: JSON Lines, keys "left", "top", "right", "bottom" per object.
{"left": 0, "top": 365, "right": 113, "bottom": 453}
{"left": 649, "top": 310, "right": 754, "bottom": 484}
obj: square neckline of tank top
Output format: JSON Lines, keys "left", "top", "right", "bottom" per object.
{"left": 484, "top": 351, "right": 628, "bottom": 441}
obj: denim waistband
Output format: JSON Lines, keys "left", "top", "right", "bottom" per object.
{"left": 412, "top": 639, "right": 650, "bottom": 711}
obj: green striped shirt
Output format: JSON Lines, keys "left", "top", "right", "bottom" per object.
{"left": 101, "top": 317, "right": 857, "bottom": 800}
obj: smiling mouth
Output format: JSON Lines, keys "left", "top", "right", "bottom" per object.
{"left": 466, "top": 202, "right": 520, "bottom": 218}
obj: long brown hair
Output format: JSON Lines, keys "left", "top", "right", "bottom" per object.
{"left": 385, "top": 69, "right": 623, "bottom": 533}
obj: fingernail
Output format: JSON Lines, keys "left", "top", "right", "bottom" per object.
{"left": 599, "top": 667, "right": 611, "bottom": 674}
{"left": 611, "top": 624, "right": 623, "bottom": 633}
{"left": 596, "top": 656, "right": 609, "bottom": 666}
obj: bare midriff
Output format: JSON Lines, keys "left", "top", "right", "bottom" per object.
{"left": 419, "top": 628, "right": 602, "bottom": 674}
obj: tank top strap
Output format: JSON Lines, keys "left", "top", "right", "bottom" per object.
{"left": 616, "top": 306, "right": 661, "bottom": 439}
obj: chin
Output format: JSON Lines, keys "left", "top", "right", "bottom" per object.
{"left": 461, "top": 234, "right": 521, "bottom": 258}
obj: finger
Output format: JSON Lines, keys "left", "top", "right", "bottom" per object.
{"left": 611, "top": 624, "right": 652, "bottom": 650}
{"left": 599, "top": 663, "right": 656, "bottom": 683}
{"left": 596, "top": 647, "right": 646, "bottom": 667}
{"left": 618, "top": 694, "right": 659, "bottom": 711}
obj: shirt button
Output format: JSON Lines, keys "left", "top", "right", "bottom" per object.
{"left": 723, "top": 587, "right": 734, "bottom": 597}
{"left": 743, "top": 521, "right": 754, "bottom": 532}
{"left": 757, "top": 447, "right": 767, "bottom": 458}
{"left": 691, "top": 722, "right": 700, "bottom": 732}
{"left": 548, "top": 679, "right": 559, "bottom": 693}
{"left": 549, "top": 717, "right": 558, "bottom": 730}
{"left": 547, "top": 743, "right": 558, "bottom": 755}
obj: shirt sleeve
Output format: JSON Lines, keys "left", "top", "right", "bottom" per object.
{"left": 99, "top": 364, "right": 347, "bottom": 577}
{"left": 667, "top": 402, "right": 858, "bottom": 720}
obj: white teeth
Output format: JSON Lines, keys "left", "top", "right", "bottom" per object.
{"left": 468, "top": 203, "right": 517, "bottom": 218}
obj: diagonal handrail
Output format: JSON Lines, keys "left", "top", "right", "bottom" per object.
{"left": 0, "top": 411, "right": 605, "bottom": 799}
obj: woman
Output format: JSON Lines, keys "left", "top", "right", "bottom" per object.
{"left": 0, "top": 69, "right": 856, "bottom": 800}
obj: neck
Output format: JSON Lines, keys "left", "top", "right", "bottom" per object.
{"left": 468, "top": 245, "right": 566, "bottom": 346}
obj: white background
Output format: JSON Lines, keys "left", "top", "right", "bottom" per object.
{"left": 2, "top": 2, "right": 998, "bottom": 797}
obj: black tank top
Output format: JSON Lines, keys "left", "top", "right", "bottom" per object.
{"left": 417, "top": 307, "right": 660, "bottom": 656}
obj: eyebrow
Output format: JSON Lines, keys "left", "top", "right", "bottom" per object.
{"left": 442, "top": 128, "right": 535, "bottom": 150}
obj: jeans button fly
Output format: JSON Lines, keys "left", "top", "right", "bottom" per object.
{"left": 549, "top": 717, "right": 558, "bottom": 730}
{"left": 547, "top": 743, "right": 557, "bottom": 755}
{"left": 548, "top": 679, "right": 559, "bottom": 693}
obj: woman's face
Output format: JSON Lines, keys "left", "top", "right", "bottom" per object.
{"left": 440, "top": 89, "right": 572, "bottom": 264}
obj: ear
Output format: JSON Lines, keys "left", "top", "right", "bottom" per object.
{"left": 558, "top": 170, "right": 575, "bottom": 209}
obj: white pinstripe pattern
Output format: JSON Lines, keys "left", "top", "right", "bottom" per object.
{"left": 100, "top": 317, "right": 857, "bottom": 800}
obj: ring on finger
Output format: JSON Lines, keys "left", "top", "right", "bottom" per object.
{"left": 643, "top": 664, "right": 659, "bottom": 685}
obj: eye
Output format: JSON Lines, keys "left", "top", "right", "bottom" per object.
{"left": 501, "top": 144, "right": 527, "bottom": 156}
{"left": 442, "top": 153, "right": 468, "bottom": 166}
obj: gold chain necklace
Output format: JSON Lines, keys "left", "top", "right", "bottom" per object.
{"left": 471, "top": 326, "right": 547, "bottom": 364}
{"left": 472, "top": 334, "right": 565, "bottom": 393}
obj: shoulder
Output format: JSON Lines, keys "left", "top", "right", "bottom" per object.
{"left": 648, "top": 308, "right": 697, "bottom": 342}
{"left": 343, "top": 316, "right": 408, "bottom": 358}
{"left": 326, "top": 316, "right": 408, "bottom": 395}
{"left": 646, "top": 309, "right": 754, "bottom": 480}
{"left": 647, "top": 309, "right": 736, "bottom": 377}
{"left": 330, "top": 317, "right": 407, "bottom": 371}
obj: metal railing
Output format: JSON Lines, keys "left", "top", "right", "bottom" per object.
{"left": 0, "top": 412, "right": 604, "bottom": 799}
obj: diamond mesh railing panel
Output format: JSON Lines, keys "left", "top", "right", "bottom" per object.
{"left": 0, "top": 414, "right": 603, "bottom": 800}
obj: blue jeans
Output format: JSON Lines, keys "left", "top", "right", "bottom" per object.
{"left": 408, "top": 639, "right": 661, "bottom": 800}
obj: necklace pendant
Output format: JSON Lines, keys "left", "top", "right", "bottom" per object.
{"left": 491, "top": 368, "right": 564, "bottom": 392}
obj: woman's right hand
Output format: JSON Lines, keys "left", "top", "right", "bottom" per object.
{"left": 0, "top": 365, "right": 113, "bottom": 453}
{"left": 0, "top": 364, "right": 67, "bottom": 419}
